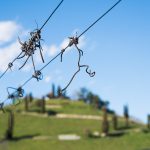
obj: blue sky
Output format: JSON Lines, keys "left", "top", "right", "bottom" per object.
{"left": 0, "top": 0, "right": 150, "bottom": 123}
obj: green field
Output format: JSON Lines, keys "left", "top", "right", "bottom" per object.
{"left": 0, "top": 99, "right": 149, "bottom": 150}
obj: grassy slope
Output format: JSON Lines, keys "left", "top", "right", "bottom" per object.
{"left": 0, "top": 99, "right": 149, "bottom": 150}
{"left": 46, "top": 99, "right": 104, "bottom": 115}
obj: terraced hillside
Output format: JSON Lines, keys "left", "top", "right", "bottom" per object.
{"left": 0, "top": 99, "right": 149, "bottom": 150}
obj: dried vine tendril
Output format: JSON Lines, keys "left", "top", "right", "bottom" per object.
{"left": 60, "top": 35, "right": 95, "bottom": 92}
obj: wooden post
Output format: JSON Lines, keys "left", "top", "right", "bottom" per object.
{"left": 101, "top": 106, "right": 109, "bottom": 136}
{"left": 112, "top": 113, "right": 118, "bottom": 130}
{"left": 124, "top": 105, "right": 129, "bottom": 128}
{"left": 147, "top": 114, "right": 150, "bottom": 129}
{"left": 24, "top": 96, "right": 29, "bottom": 111}
{"left": 6, "top": 111, "right": 14, "bottom": 140}
{"left": 41, "top": 97, "right": 46, "bottom": 113}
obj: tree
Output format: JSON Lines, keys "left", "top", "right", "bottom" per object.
{"left": 87, "top": 92, "right": 94, "bottom": 103}
{"left": 62, "top": 90, "right": 66, "bottom": 98}
{"left": 147, "top": 114, "right": 150, "bottom": 129}
{"left": 29, "top": 93, "right": 33, "bottom": 102}
{"left": 52, "top": 83, "right": 55, "bottom": 98}
{"left": 57, "top": 86, "right": 62, "bottom": 98}
{"left": 124, "top": 105, "right": 129, "bottom": 127}
{"left": 87, "top": 92, "right": 99, "bottom": 109}
{"left": 77, "top": 87, "right": 111, "bottom": 110}
{"left": 77, "top": 88, "right": 89, "bottom": 103}
{"left": 47, "top": 84, "right": 56, "bottom": 99}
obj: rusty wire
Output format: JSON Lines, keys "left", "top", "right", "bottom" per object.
{"left": 0, "top": 0, "right": 122, "bottom": 111}
{"left": 17, "top": 30, "right": 44, "bottom": 74}
{"left": 0, "top": 52, "right": 24, "bottom": 80}
{"left": 15, "top": 0, "right": 122, "bottom": 90}
{"left": 0, "top": 0, "right": 64, "bottom": 80}
{"left": 17, "top": 0, "right": 64, "bottom": 74}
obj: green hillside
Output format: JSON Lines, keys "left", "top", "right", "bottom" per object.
{"left": 0, "top": 99, "right": 149, "bottom": 150}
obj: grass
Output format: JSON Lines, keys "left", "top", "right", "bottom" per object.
{"left": 1, "top": 133, "right": 150, "bottom": 150}
{"left": 0, "top": 113, "right": 101, "bottom": 138}
{"left": 0, "top": 99, "right": 149, "bottom": 150}
{"left": 46, "top": 100, "right": 103, "bottom": 115}
{"left": 12, "top": 99, "right": 104, "bottom": 115}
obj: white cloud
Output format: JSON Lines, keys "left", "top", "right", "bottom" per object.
{"left": 0, "top": 21, "right": 21, "bottom": 44}
{"left": 0, "top": 21, "right": 87, "bottom": 73}
{"left": 0, "top": 41, "right": 21, "bottom": 71}
{"left": 48, "top": 45, "right": 58, "bottom": 56}
{"left": 78, "top": 36, "right": 86, "bottom": 48}
{"left": 46, "top": 39, "right": 67, "bottom": 57}
{"left": 47, "top": 35, "right": 86, "bottom": 57}
{"left": 60, "top": 38, "right": 70, "bottom": 49}
{"left": 45, "top": 75, "right": 51, "bottom": 83}
{"left": 0, "top": 21, "right": 29, "bottom": 72}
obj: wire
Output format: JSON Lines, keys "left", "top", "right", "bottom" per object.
{"left": 61, "top": 0, "right": 122, "bottom": 90}
{"left": 40, "top": 0, "right": 64, "bottom": 31}
{"left": 0, "top": 51, "right": 23, "bottom": 80}
{"left": 21, "top": 77, "right": 33, "bottom": 88}
{"left": 17, "top": 0, "right": 64, "bottom": 74}
{"left": 40, "top": 52, "right": 62, "bottom": 71}
{"left": 78, "top": 0, "right": 122, "bottom": 38}
{"left": 4, "top": 0, "right": 122, "bottom": 94}
{"left": 0, "top": 0, "right": 65, "bottom": 111}
{"left": 0, "top": 0, "right": 64, "bottom": 81}
{"left": 0, "top": 68, "right": 9, "bottom": 80}
{"left": 0, "top": 0, "right": 123, "bottom": 111}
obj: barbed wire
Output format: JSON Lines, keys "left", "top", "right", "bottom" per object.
{"left": 0, "top": 0, "right": 122, "bottom": 111}
{"left": 0, "top": 0, "right": 64, "bottom": 80}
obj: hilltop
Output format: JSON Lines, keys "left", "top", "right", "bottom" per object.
{"left": 0, "top": 99, "right": 149, "bottom": 150}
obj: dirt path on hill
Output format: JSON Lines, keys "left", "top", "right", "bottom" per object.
{"left": 21, "top": 112, "right": 105, "bottom": 120}
{"left": 56, "top": 114, "right": 103, "bottom": 120}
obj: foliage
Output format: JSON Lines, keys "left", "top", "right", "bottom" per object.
{"left": 124, "top": 105, "right": 129, "bottom": 118}
{"left": 124, "top": 105, "right": 129, "bottom": 127}
{"left": 77, "top": 87, "right": 114, "bottom": 113}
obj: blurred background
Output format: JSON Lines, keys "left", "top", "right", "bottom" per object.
{"left": 0, "top": 0, "right": 150, "bottom": 149}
